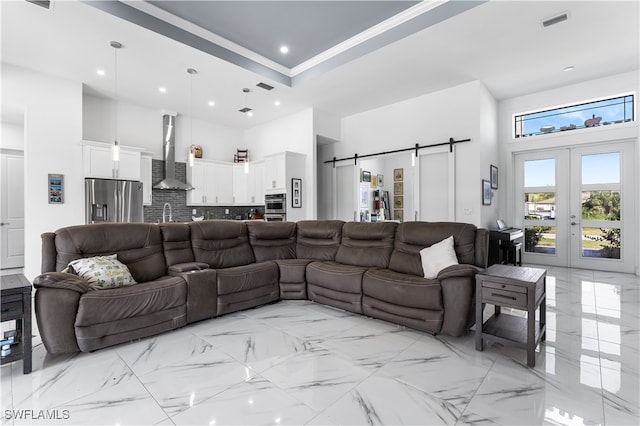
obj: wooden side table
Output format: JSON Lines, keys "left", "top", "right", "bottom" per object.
{"left": 1, "top": 274, "right": 32, "bottom": 374}
{"left": 475, "top": 264, "right": 546, "bottom": 367}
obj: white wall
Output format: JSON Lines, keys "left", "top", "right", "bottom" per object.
{"left": 1, "top": 122, "right": 24, "bottom": 151}
{"left": 498, "top": 70, "right": 640, "bottom": 274}
{"left": 332, "top": 80, "right": 497, "bottom": 228}
{"left": 2, "top": 64, "right": 84, "bottom": 280}
{"left": 83, "top": 94, "right": 242, "bottom": 162}
{"left": 243, "top": 109, "right": 316, "bottom": 219}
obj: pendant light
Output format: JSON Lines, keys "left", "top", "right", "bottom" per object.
{"left": 110, "top": 41, "right": 122, "bottom": 162}
{"left": 187, "top": 68, "right": 197, "bottom": 167}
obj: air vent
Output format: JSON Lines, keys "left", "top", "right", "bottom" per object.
{"left": 239, "top": 107, "right": 252, "bottom": 113}
{"left": 25, "top": 0, "right": 53, "bottom": 10}
{"left": 542, "top": 12, "right": 568, "bottom": 28}
{"left": 256, "top": 82, "right": 274, "bottom": 91}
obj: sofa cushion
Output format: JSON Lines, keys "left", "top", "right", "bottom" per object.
{"left": 296, "top": 220, "right": 344, "bottom": 260}
{"left": 216, "top": 262, "right": 279, "bottom": 296}
{"left": 419, "top": 236, "right": 459, "bottom": 279}
{"left": 335, "top": 222, "right": 397, "bottom": 268}
{"left": 362, "top": 269, "right": 443, "bottom": 311}
{"left": 159, "top": 223, "right": 195, "bottom": 267}
{"left": 389, "top": 222, "right": 478, "bottom": 276}
{"left": 52, "top": 223, "right": 167, "bottom": 282}
{"left": 75, "top": 275, "right": 186, "bottom": 327}
{"left": 190, "top": 220, "right": 255, "bottom": 268}
{"left": 66, "top": 254, "right": 137, "bottom": 290}
{"left": 247, "top": 221, "right": 297, "bottom": 262}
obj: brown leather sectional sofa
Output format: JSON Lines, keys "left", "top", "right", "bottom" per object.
{"left": 34, "top": 220, "right": 488, "bottom": 355}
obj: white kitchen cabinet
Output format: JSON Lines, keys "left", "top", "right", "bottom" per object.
{"left": 233, "top": 161, "right": 265, "bottom": 205}
{"left": 263, "top": 151, "right": 306, "bottom": 221}
{"left": 83, "top": 142, "right": 141, "bottom": 181}
{"left": 264, "top": 153, "right": 286, "bottom": 192}
{"left": 187, "top": 159, "right": 233, "bottom": 206}
{"left": 140, "top": 154, "right": 153, "bottom": 205}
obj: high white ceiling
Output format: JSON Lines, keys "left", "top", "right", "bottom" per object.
{"left": 2, "top": 1, "right": 638, "bottom": 129}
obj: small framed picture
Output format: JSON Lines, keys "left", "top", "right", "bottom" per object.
{"left": 362, "top": 170, "right": 371, "bottom": 183}
{"left": 394, "top": 209, "right": 404, "bottom": 221}
{"left": 370, "top": 175, "right": 377, "bottom": 188}
{"left": 48, "top": 173, "right": 64, "bottom": 204}
{"left": 490, "top": 165, "right": 498, "bottom": 189}
{"left": 360, "top": 186, "right": 369, "bottom": 208}
{"left": 394, "top": 168, "right": 403, "bottom": 181}
{"left": 394, "top": 196, "right": 404, "bottom": 208}
{"left": 482, "top": 179, "right": 492, "bottom": 205}
{"left": 393, "top": 181, "right": 403, "bottom": 195}
{"left": 292, "top": 178, "right": 302, "bottom": 208}
{"left": 377, "top": 174, "right": 384, "bottom": 187}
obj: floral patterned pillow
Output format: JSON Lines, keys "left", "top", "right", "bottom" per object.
{"left": 66, "top": 254, "right": 137, "bottom": 290}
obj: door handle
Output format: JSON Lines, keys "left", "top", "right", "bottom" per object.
{"left": 571, "top": 221, "right": 579, "bottom": 226}
{"left": 0, "top": 223, "right": 7, "bottom": 226}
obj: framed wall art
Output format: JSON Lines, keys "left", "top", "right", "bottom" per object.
{"left": 377, "top": 174, "right": 384, "bottom": 187}
{"left": 393, "top": 168, "right": 403, "bottom": 181}
{"left": 370, "top": 175, "right": 378, "bottom": 188}
{"left": 490, "top": 165, "right": 498, "bottom": 189}
{"left": 393, "top": 181, "right": 403, "bottom": 195}
{"left": 482, "top": 179, "right": 492, "bottom": 205}
{"left": 361, "top": 170, "right": 371, "bottom": 183}
{"left": 48, "top": 173, "right": 64, "bottom": 204}
{"left": 292, "top": 178, "right": 302, "bottom": 208}
{"left": 394, "top": 195, "right": 404, "bottom": 209}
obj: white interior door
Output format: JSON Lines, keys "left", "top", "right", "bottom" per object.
{"left": 515, "top": 141, "right": 635, "bottom": 273}
{"left": 334, "top": 163, "right": 357, "bottom": 221}
{"left": 417, "top": 146, "right": 455, "bottom": 222}
{"left": 0, "top": 153, "right": 25, "bottom": 269}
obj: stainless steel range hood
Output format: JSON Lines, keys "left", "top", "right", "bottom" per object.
{"left": 154, "top": 114, "right": 193, "bottom": 190}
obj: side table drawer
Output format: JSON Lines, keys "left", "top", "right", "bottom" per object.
{"left": 482, "top": 287, "right": 527, "bottom": 309}
{"left": 483, "top": 280, "right": 527, "bottom": 294}
{"left": 1, "top": 300, "right": 23, "bottom": 321}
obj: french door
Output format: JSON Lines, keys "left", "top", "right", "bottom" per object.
{"left": 514, "top": 141, "right": 635, "bottom": 273}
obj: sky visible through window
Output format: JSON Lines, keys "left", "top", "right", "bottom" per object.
{"left": 516, "top": 95, "right": 634, "bottom": 138}
{"left": 524, "top": 153, "right": 620, "bottom": 188}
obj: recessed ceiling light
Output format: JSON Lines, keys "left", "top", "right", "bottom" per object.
{"left": 280, "top": 45, "right": 289, "bottom": 54}
{"left": 563, "top": 66, "right": 575, "bottom": 72}
{"left": 158, "top": 87, "right": 167, "bottom": 93}
{"left": 247, "top": 111, "right": 254, "bottom": 117}
{"left": 208, "top": 101, "right": 215, "bottom": 107}
{"left": 274, "top": 100, "right": 281, "bottom": 106}
{"left": 96, "top": 69, "right": 105, "bottom": 76}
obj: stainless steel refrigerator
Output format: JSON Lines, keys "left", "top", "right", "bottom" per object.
{"left": 85, "top": 178, "right": 144, "bottom": 224}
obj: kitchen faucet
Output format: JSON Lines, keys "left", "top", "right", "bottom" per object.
{"left": 162, "top": 202, "right": 173, "bottom": 223}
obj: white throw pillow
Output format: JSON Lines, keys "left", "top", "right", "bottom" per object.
{"left": 67, "top": 254, "right": 137, "bottom": 290}
{"left": 419, "top": 236, "right": 459, "bottom": 279}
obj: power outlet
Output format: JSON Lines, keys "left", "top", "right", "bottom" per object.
{"left": 225, "top": 209, "right": 229, "bottom": 215}
{"left": 463, "top": 208, "right": 472, "bottom": 215}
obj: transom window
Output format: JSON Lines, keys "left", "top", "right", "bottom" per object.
{"left": 514, "top": 94, "right": 634, "bottom": 139}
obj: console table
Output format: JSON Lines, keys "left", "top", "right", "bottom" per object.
{"left": 475, "top": 264, "right": 546, "bottom": 367}
{"left": 1, "top": 274, "right": 32, "bottom": 374}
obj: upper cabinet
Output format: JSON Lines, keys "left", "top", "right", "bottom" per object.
{"left": 187, "top": 159, "right": 233, "bottom": 206}
{"left": 232, "top": 161, "right": 265, "bottom": 206}
{"left": 264, "top": 151, "right": 305, "bottom": 194}
{"left": 82, "top": 142, "right": 141, "bottom": 181}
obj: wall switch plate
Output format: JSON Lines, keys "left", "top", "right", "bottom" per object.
{"left": 192, "top": 209, "right": 197, "bottom": 215}
{"left": 225, "top": 209, "right": 229, "bottom": 214}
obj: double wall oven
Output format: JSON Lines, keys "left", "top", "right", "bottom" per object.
{"left": 264, "top": 193, "right": 286, "bottom": 221}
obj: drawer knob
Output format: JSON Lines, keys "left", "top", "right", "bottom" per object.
{"left": 501, "top": 284, "right": 506, "bottom": 288}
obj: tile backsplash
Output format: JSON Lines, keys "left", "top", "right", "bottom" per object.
{"left": 143, "top": 160, "right": 262, "bottom": 223}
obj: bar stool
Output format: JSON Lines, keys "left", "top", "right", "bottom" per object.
{"left": 501, "top": 241, "right": 522, "bottom": 266}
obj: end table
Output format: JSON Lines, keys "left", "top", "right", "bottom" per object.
{"left": 1, "top": 274, "right": 32, "bottom": 374}
{"left": 475, "top": 264, "right": 546, "bottom": 367}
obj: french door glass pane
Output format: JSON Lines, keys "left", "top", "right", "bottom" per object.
{"left": 582, "top": 153, "right": 620, "bottom": 184}
{"left": 524, "top": 159, "right": 555, "bottom": 186}
{"left": 581, "top": 190, "right": 620, "bottom": 221}
{"left": 525, "top": 226, "right": 556, "bottom": 254}
{"left": 524, "top": 192, "right": 556, "bottom": 219}
{"left": 581, "top": 227, "right": 621, "bottom": 259}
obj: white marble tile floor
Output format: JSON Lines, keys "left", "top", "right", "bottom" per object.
{"left": 1, "top": 266, "right": 638, "bottom": 425}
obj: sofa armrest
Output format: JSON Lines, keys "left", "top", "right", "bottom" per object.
{"left": 437, "top": 264, "right": 482, "bottom": 280}
{"left": 171, "top": 269, "right": 217, "bottom": 323}
{"left": 33, "top": 272, "right": 91, "bottom": 293}
{"left": 168, "top": 262, "right": 210, "bottom": 275}
{"left": 438, "top": 265, "right": 480, "bottom": 337}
